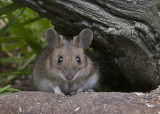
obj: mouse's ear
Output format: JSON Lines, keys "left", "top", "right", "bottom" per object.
{"left": 73, "top": 29, "right": 93, "bottom": 50}
{"left": 45, "top": 28, "right": 62, "bottom": 50}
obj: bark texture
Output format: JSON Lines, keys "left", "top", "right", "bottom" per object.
{"left": 12, "top": 0, "right": 160, "bottom": 91}
{"left": 0, "top": 90, "right": 160, "bottom": 114}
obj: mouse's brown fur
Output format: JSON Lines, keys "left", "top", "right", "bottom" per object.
{"left": 33, "top": 28, "right": 99, "bottom": 95}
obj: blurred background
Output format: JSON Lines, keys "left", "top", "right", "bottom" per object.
{"left": 0, "top": 0, "right": 53, "bottom": 94}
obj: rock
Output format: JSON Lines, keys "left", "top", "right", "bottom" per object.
{"left": 0, "top": 89, "right": 160, "bottom": 114}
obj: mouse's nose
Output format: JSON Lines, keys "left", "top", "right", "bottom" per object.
{"left": 63, "top": 67, "right": 76, "bottom": 80}
{"left": 63, "top": 67, "right": 75, "bottom": 80}
{"left": 66, "top": 75, "right": 74, "bottom": 80}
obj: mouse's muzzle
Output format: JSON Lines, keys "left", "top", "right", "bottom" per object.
{"left": 62, "top": 68, "right": 76, "bottom": 80}
{"left": 66, "top": 75, "right": 74, "bottom": 80}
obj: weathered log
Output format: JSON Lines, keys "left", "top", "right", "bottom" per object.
{"left": 0, "top": 90, "right": 160, "bottom": 114}
{"left": 12, "top": 0, "right": 160, "bottom": 91}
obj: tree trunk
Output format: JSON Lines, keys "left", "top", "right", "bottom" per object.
{"left": 12, "top": 0, "right": 160, "bottom": 92}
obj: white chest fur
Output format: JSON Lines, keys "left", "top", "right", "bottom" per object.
{"left": 60, "top": 73, "right": 98, "bottom": 93}
{"left": 83, "top": 73, "right": 98, "bottom": 90}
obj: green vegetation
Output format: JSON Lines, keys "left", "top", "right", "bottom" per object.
{"left": 0, "top": 85, "right": 20, "bottom": 95}
{"left": 0, "top": 0, "right": 53, "bottom": 92}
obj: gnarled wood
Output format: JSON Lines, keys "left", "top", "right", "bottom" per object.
{"left": 12, "top": 0, "right": 160, "bottom": 91}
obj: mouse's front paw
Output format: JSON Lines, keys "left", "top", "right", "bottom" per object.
{"left": 70, "top": 91, "right": 77, "bottom": 96}
{"left": 85, "top": 89, "right": 94, "bottom": 92}
{"left": 70, "top": 88, "right": 83, "bottom": 95}
{"left": 53, "top": 86, "right": 65, "bottom": 95}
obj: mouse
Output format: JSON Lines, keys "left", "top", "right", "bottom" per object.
{"left": 33, "top": 28, "right": 99, "bottom": 95}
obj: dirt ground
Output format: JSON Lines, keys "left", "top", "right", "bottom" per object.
{"left": 11, "top": 74, "right": 36, "bottom": 91}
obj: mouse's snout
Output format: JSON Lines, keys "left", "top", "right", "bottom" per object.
{"left": 63, "top": 68, "right": 76, "bottom": 80}
{"left": 66, "top": 75, "right": 74, "bottom": 80}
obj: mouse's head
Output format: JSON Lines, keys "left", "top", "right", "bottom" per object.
{"left": 45, "top": 28, "right": 93, "bottom": 81}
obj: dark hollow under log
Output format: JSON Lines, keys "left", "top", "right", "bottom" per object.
{"left": 12, "top": 0, "right": 160, "bottom": 92}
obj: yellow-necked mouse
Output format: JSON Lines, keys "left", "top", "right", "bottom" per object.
{"left": 33, "top": 28, "right": 99, "bottom": 95}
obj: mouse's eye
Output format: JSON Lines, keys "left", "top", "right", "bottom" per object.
{"left": 58, "top": 56, "right": 63, "bottom": 63}
{"left": 76, "top": 56, "right": 81, "bottom": 63}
